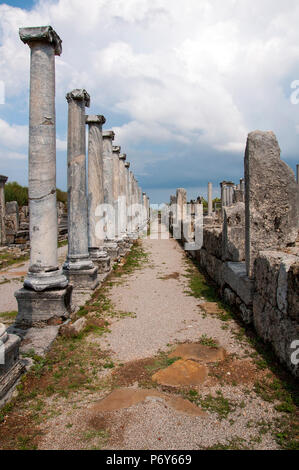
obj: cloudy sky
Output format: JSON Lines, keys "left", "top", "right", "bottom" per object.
{"left": 0, "top": 0, "right": 299, "bottom": 203}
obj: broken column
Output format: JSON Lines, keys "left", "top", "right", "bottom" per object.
{"left": 245, "top": 130, "right": 299, "bottom": 278}
{"left": 0, "top": 175, "right": 8, "bottom": 246}
{"left": 15, "top": 26, "right": 71, "bottom": 327}
{"left": 102, "top": 131, "right": 119, "bottom": 261}
{"left": 208, "top": 182, "right": 213, "bottom": 216}
{"left": 86, "top": 114, "right": 110, "bottom": 273}
{"left": 63, "top": 89, "right": 98, "bottom": 289}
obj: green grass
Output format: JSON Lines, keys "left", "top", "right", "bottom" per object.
{"left": 144, "top": 352, "right": 180, "bottom": 373}
{"left": 199, "top": 334, "right": 218, "bottom": 348}
{"left": 185, "top": 389, "right": 239, "bottom": 420}
{"left": 0, "top": 310, "right": 17, "bottom": 321}
{"left": 58, "top": 239, "right": 68, "bottom": 248}
{"left": 0, "top": 252, "right": 29, "bottom": 269}
{"left": 184, "top": 259, "right": 234, "bottom": 321}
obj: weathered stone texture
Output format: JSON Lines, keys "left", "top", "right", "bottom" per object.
{"left": 253, "top": 293, "right": 299, "bottom": 377}
{"left": 15, "top": 286, "right": 73, "bottom": 328}
{"left": 222, "top": 262, "right": 254, "bottom": 306}
{"left": 245, "top": 130, "right": 299, "bottom": 278}
{"left": 254, "top": 250, "right": 298, "bottom": 320}
{"left": 202, "top": 227, "right": 222, "bottom": 258}
{"left": 222, "top": 202, "right": 245, "bottom": 262}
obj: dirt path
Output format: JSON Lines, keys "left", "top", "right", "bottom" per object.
{"left": 0, "top": 230, "right": 297, "bottom": 450}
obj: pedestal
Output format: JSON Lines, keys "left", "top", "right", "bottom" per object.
{"left": 14, "top": 286, "right": 73, "bottom": 328}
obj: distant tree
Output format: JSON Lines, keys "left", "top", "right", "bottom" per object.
{"left": 4, "top": 181, "right": 67, "bottom": 207}
{"left": 56, "top": 188, "right": 67, "bottom": 204}
{"left": 4, "top": 181, "right": 28, "bottom": 207}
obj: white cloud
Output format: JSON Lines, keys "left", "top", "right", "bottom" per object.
{"left": 1, "top": 0, "right": 299, "bottom": 200}
{"left": 0, "top": 119, "right": 27, "bottom": 148}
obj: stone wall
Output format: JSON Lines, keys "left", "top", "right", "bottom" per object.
{"left": 172, "top": 130, "right": 299, "bottom": 377}
{"left": 3, "top": 200, "right": 68, "bottom": 247}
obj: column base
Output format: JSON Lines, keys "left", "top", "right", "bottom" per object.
{"left": 104, "top": 241, "right": 120, "bottom": 262}
{"left": 24, "top": 268, "right": 68, "bottom": 292}
{"left": 63, "top": 266, "right": 99, "bottom": 290}
{"left": 89, "top": 247, "right": 111, "bottom": 273}
{"left": 14, "top": 286, "right": 73, "bottom": 328}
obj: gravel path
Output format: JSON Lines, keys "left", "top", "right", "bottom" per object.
{"left": 2, "top": 233, "right": 287, "bottom": 450}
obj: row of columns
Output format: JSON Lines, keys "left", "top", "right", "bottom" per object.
{"left": 14, "top": 25, "right": 149, "bottom": 328}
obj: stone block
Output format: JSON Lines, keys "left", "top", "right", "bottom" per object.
{"left": 287, "top": 262, "right": 299, "bottom": 321}
{"left": 254, "top": 250, "right": 299, "bottom": 319}
{"left": 253, "top": 293, "right": 299, "bottom": 377}
{"left": 222, "top": 262, "right": 254, "bottom": 306}
{"left": 198, "top": 248, "right": 224, "bottom": 286}
{"left": 64, "top": 267, "right": 99, "bottom": 290}
{"left": 0, "top": 326, "right": 24, "bottom": 400}
{"left": 14, "top": 285, "right": 73, "bottom": 328}
{"left": 202, "top": 226, "right": 222, "bottom": 258}
{"left": 245, "top": 130, "right": 299, "bottom": 278}
{"left": 222, "top": 202, "right": 245, "bottom": 262}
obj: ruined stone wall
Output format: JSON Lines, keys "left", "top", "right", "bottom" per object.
{"left": 172, "top": 129, "right": 299, "bottom": 377}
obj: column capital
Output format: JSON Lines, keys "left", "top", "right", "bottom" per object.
{"left": 103, "top": 130, "right": 115, "bottom": 140}
{"left": 125, "top": 162, "right": 130, "bottom": 168}
{"left": 0, "top": 175, "right": 8, "bottom": 184}
{"left": 119, "top": 153, "right": 126, "bottom": 161}
{"left": 112, "top": 145, "right": 121, "bottom": 153}
{"left": 66, "top": 89, "right": 90, "bottom": 107}
{"left": 86, "top": 114, "right": 106, "bottom": 125}
{"left": 19, "top": 25, "right": 62, "bottom": 56}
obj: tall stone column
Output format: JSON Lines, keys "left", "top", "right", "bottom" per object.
{"left": 15, "top": 26, "right": 71, "bottom": 328}
{"left": 119, "top": 153, "right": 128, "bottom": 240}
{"left": 208, "top": 182, "right": 213, "bottom": 216}
{"left": 130, "top": 172, "right": 138, "bottom": 237}
{"left": 0, "top": 175, "right": 8, "bottom": 246}
{"left": 63, "top": 89, "right": 98, "bottom": 289}
{"left": 125, "top": 162, "right": 133, "bottom": 239}
{"left": 86, "top": 115, "right": 110, "bottom": 273}
{"left": 102, "top": 131, "right": 119, "bottom": 261}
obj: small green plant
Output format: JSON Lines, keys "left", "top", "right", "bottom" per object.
{"left": 199, "top": 334, "right": 218, "bottom": 348}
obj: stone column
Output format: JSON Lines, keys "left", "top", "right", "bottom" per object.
{"left": 245, "top": 130, "right": 299, "bottom": 278}
{"left": 296, "top": 164, "right": 299, "bottom": 184}
{"left": 102, "top": 131, "right": 119, "bottom": 261}
{"left": 208, "top": 182, "right": 213, "bottom": 216}
{"left": 15, "top": 26, "right": 71, "bottom": 328}
{"left": 124, "top": 162, "right": 133, "bottom": 240}
{"left": 86, "top": 114, "right": 110, "bottom": 273}
{"left": 112, "top": 145, "right": 124, "bottom": 253}
{"left": 130, "top": 173, "right": 138, "bottom": 237}
{"left": 0, "top": 175, "right": 8, "bottom": 246}
{"left": 119, "top": 153, "right": 128, "bottom": 240}
{"left": 63, "top": 89, "right": 98, "bottom": 289}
